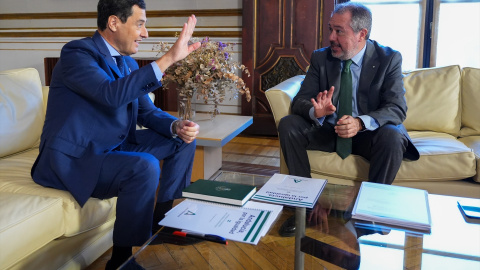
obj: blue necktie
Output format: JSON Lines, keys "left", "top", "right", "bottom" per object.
{"left": 336, "top": 59, "right": 353, "bottom": 159}
{"left": 114, "top": 55, "right": 126, "bottom": 77}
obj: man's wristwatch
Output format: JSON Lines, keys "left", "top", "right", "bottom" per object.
{"left": 171, "top": 120, "right": 181, "bottom": 138}
{"left": 357, "top": 118, "right": 366, "bottom": 131}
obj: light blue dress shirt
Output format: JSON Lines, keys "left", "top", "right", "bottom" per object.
{"left": 309, "top": 44, "right": 379, "bottom": 131}
{"left": 101, "top": 36, "right": 164, "bottom": 80}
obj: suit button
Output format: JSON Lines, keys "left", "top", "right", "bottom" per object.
{"left": 104, "top": 149, "right": 109, "bottom": 153}
{"left": 119, "top": 135, "right": 126, "bottom": 139}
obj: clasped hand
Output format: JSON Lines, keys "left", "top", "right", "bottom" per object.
{"left": 175, "top": 120, "right": 199, "bottom": 144}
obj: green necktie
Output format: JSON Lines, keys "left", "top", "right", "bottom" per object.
{"left": 336, "top": 59, "right": 353, "bottom": 159}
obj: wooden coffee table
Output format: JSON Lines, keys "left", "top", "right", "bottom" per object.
{"left": 169, "top": 112, "right": 253, "bottom": 181}
{"left": 122, "top": 181, "right": 480, "bottom": 269}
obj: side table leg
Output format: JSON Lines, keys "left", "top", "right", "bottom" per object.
{"left": 295, "top": 207, "right": 306, "bottom": 270}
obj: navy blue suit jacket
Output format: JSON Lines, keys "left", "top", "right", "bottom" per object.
{"left": 32, "top": 31, "right": 178, "bottom": 206}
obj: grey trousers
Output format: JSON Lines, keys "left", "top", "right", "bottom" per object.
{"left": 278, "top": 114, "right": 408, "bottom": 184}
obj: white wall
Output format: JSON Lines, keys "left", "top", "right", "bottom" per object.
{"left": 0, "top": 0, "right": 244, "bottom": 114}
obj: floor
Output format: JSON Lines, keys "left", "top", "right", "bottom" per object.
{"left": 86, "top": 135, "right": 283, "bottom": 270}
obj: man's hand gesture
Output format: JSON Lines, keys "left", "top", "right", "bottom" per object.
{"left": 311, "top": 86, "right": 336, "bottom": 118}
{"left": 156, "top": 15, "right": 201, "bottom": 72}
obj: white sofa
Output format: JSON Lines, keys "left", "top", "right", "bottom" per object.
{"left": 0, "top": 68, "right": 117, "bottom": 270}
{"left": 266, "top": 65, "right": 480, "bottom": 199}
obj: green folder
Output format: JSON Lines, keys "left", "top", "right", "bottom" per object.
{"left": 182, "top": 180, "right": 257, "bottom": 206}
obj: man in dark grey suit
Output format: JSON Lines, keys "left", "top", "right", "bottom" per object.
{"left": 277, "top": 2, "right": 419, "bottom": 236}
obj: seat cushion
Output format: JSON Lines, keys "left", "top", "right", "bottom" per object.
{"left": 308, "top": 131, "right": 476, "bottom": 182}
{"left": 0, "top": 68, "right": 44, "bottom": 158}
{"left": 0, "top": 149, "right": 117, "bottom": 237}
{"left": 403, "top": 65, "right": 461, "bottom": 137}
{"left": 460, "top": 67, "right": 480, "bottom": 137}
{"left": 458, "top": 136, "right": 480, "bottom": 183}
{"left": 0, "top": 192, "right": 64, "bottom": 270}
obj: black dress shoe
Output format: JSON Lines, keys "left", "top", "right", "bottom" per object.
{"left": 279, "top": 215, "right": 296, "bottom": 237}
{"left": 106, "top": 258, "right": 145, "bottom": 270}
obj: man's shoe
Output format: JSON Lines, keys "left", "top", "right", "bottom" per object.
{"left": 106, "top": 258, "right": 145, "bottom": 270}
{"left": 279, "top": 215, "right": 296, "bottom": 237}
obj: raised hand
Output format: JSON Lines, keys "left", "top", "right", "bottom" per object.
{"left": 156, "top": 15, "right": 201, "bottom": 72}
{"left": 311, "top": 86, "right": 336, "bottom": 118}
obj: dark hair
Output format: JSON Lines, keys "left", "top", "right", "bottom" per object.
{"left": 333, "top": 2, "right": 372, "bottom": 39}
{"left": 97, "top": 0, "right": 146, "bottom": 30}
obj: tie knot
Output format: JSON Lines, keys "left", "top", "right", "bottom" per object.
{"left": 343, "top": 59, "right": 353, "bottom": 72}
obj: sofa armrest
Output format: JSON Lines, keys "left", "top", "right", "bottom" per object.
{"left": 265, "top": 75, "right": 305, "bottom": 128}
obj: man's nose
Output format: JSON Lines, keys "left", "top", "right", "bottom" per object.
{"left": 329, "top": 31, "right": 336, "bottom": 41}
{"left": 141, "top": 27, "right": 148, "bottom": 38}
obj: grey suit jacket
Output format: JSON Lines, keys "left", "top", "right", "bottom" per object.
{"left": 292, "top": 40, "right": 419, "bottom": 160}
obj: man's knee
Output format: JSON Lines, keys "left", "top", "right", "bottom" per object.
{"left": 374, "top": 125, "right": 407, "bottom": 151}
{"left": 278, "top": 115, "right": 307, "bottom": 138}
{"left": 131, "top": 153, "right": 161, "bottom": 183}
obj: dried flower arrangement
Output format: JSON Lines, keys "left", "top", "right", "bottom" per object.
{"left": 153, "top": 37, "right": 251, "bottom": 119}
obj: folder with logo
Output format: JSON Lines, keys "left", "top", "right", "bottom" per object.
{"left": 159, "top": 199, "right": 275, "bottom": 245}
{"left": 252, "top": 173, "right": 327, "bottom": 208}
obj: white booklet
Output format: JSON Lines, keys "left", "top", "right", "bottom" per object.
{"left": 352, "top": 182, "right": 432, "bottom": 232}
{"left": 252, "top": 173, "right": 327, "bottom": 208}
{"left": 159, "top": 199, "right": 280, "bottom": 245}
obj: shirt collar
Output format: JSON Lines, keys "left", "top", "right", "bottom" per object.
{"left": 100, "top": 35, "right": 121, "bottom": 57}
{"left": 351, "top": 43, "right": 367, "bottom": 67}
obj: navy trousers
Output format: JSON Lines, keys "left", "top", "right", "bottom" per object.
{"left": 91, "top": 129, "right": 196, "bottom": 246}
{"left": 278, "top": 114, "right": 408, "bottom": 185}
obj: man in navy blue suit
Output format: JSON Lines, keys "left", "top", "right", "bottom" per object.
{"left": 31, "top": 0, "right": 201, "bottom": 268}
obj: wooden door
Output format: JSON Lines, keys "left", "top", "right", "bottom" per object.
{"left": 241, "top": 0, "right": 328, "bottom": 136}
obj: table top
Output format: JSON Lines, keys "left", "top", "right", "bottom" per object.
{"left": 124, "top": 180, "right": 480, "bottom": 269}
{"left": 169, "top": 112, "right": 253, "bottom": 147}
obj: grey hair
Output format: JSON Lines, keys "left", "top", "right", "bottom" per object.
{"left": 333, "top": 2, "right": 372, "bottom": 39}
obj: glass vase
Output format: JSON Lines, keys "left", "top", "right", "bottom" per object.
{"left": 178, "top": 89, "right": 196, "bottom": 121}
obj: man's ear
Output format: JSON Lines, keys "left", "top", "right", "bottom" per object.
{"left": 359, "top": 28, "right": 368, "bottom": 41}
{"left": 107, "top": 15, "right": 119, "bottom": 32}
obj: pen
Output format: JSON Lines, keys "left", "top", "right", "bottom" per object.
{"left": 172, "top": 231, "right": 228, "bottom": 245}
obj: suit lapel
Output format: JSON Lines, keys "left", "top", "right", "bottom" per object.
{"left": 92, "top": 31, "right": 124, "bottom": 78}
{"left": 358, "top": 40, "right": 379, "bottom": 114}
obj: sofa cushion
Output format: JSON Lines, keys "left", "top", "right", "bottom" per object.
{"left": 403, "top": 65, "right": 461, "bottom": 136}
{"left": 460, "top": 67, "right": 480, "bottom": 137}
{"left": 458, "top": 136, "right": 480, "bottom": 183}
{"left": 308, "top": 131, "right": 476, "bottom": 182}
{"left": 0, "top": 149, "right": 117, "bottom": 237}
{"left": 0, "top": 68, "right": 44, "bottom": 158}
{"left": 0, "top": 192, "right": 64, "bottom": 270}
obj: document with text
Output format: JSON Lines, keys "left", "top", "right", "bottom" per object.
{"left": 252, "top": 173, "right": 327, "bottom": 208}
{"left": 159, "top": 199, "right": 272, "bottom": 245}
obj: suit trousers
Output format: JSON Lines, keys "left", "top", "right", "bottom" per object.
{"left": 278, "top": 114, "right": 408, "bottom": 184}
{"left": 91, "top": 129, "right": 196, "bottom": 246}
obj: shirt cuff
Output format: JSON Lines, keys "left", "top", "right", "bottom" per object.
{"left": 150, "top": 62, "right": 164, "bottom": 81}
{"left": 358, "top": 115, "right": 379, "bottom": 131}
{"left": 309, "top": 107, "right": 325, "bottom": 125}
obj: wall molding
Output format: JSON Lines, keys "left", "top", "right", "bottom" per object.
{"left": 0, "top": 30, "right": 241, "bottom": 38}
{"left": 0, "top": 9, "right": 241, "bottom": 20}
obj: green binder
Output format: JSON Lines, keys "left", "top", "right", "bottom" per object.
{"left": 182, "top": 180, "right": 257, "bottom": 206}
